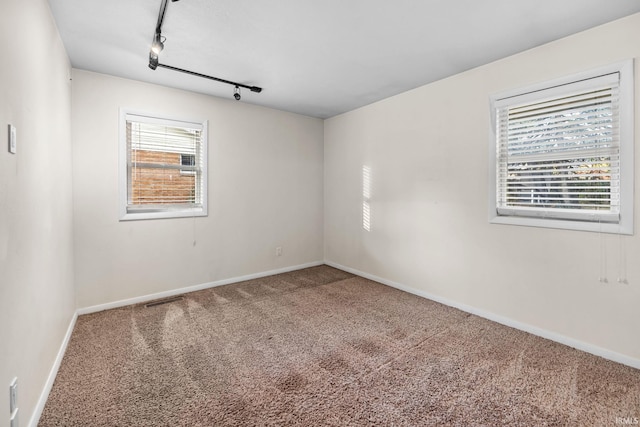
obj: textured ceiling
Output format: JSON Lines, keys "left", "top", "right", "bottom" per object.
{"left": 48, "top": 0, "right": 640, "bottom": 118}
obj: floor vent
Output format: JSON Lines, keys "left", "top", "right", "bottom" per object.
{"left": 144, "top": 296, "right": 184, "bottom": 308}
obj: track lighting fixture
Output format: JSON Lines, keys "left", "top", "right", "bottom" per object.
{"left": 148, "top": 51, "right": 159, "bottom": 70}
{"left": 147, "top": 0, "right": 263, "bottom": 99}
{"left": 151, "top": 33, "right": 164, "bottom": 55}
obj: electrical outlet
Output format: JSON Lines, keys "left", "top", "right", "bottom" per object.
{"left": 276, "top": 246, "right": 282, "bottom": 256}
{"left": 9, "top": 378, "right": 17, "bottom": 413}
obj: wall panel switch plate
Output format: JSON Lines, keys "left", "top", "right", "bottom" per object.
{"left": 9, "top": 378, "right": 17, "bottom": 413}
{"left": 8, "top": 124, "right": 16, "bottom": 154}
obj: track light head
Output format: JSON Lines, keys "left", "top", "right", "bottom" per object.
{"left": 149, "top": 51, "right": 159, "bottom": 70}
{"left": 233, "top": 86, "right": 241, "bottom": 101}
{"left": 151, "top": 33, "right": 164, "bottom": 54}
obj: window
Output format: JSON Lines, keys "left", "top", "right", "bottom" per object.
{"left": 489, "top": 60, "right": 634, "bottom": 234}
{"left": 119, "top": 110, "right": 208, "bottom": 220}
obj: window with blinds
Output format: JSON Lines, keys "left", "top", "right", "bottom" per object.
{"left": 489, "top": 60, "right": 633, "bottom": 234}
{"left": 119, "top": 111, "right": 208, "bottom": 220}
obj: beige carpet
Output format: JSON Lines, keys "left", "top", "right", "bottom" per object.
{"left": 40, "top": 265, "right": 640, "bottom": 426}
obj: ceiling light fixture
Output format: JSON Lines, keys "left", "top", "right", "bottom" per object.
{"left": 148, "top": 51, "right": 159, "bottom": 70}
{"left": 147, "top": 0, "right": 263, "bottom": 99}
{"left": 151, "top": 33, "right": 164, "bottom": 55}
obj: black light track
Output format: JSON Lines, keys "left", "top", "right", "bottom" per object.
{"left": 158, "top": 64, "right": 263, "bottom": 93}
{"left": 155, "top": 0, "right": 173, "bottom": 34}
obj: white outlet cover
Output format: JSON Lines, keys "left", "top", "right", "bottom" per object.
{"left": 8, "top": 124, "right": 17, "bottom": 154}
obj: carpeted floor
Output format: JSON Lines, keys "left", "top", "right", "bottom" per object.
{"left": 40, "top": 265, "right": 640, "bottom": 426}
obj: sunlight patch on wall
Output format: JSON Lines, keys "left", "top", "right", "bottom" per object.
{"left": 363, "top": 165, "right": 371, "bottom": 232}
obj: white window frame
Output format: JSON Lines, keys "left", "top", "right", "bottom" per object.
{"left": 489, "top": 60, "right": 634, "bottom": 235}
{"left": 119, "top": 109, "right": 208, "bottom": 221}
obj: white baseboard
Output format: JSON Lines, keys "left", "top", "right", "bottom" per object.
{"left": 77, "top": 261, "right": 324, "bottom": 315}
{"left": 325, "top": 260, "right": 640, "bottom": 370}
{"left": 29, "top": 311, "right": 78, "bottom": 427}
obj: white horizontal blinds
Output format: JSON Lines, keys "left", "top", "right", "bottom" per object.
{"left": 126, "top": 115, "right": 203, "bottom": 211}
{"left": 495, "top": 72, "right": 620, "bottom": 223}
{"left": 129, "top": 122, "right": 199, "bottom": 155}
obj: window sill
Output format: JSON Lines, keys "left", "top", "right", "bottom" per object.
{"left": 490, "top": 214, "right": 632, "bottom": 235}
{"left": 119, "top": 207, "right": 207, "bottom": 221}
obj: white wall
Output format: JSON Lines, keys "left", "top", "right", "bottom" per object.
{"left": 324, "top": 13, "right": 640, "bottom": 364}
{"left": 0, "top": 0, "right": 75, "bottom": 426}
{"left": 72, "top": 70, "right": 324, "bottom": 308}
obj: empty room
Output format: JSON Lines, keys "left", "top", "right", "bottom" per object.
{"left": 2, "top": 0, "right": 640, "bottom": 425}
